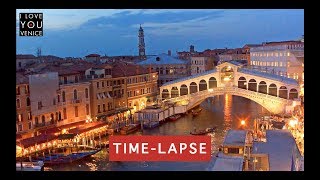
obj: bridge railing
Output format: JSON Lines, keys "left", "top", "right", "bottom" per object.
{"left": 163, "top": 86, "right": 296, "bottom": 105}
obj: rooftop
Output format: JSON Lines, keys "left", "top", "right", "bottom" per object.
{"left": 138, "top": 53, "right": 187, "bottom": 65}
{"left": 252, "top": 130, "right": 302, "bottom": 171}
{"left": 223, "top": 130, "right": 247, "bottom": 147}
{"left": 264, "top": 40, "right": 304, "bottom": 46}
{"left": 238, "top": 68, "right": 298, "bottom": 85}
{"left": 210, "top": 157, "right": 244, "bottom": 171}
{"left": 85, "top": 54, "right": 100, "bottom": 57}
{"left": 112, "top": 61, "right": 156, "bottom": 78}
{"left": 16, "top": 54, "right": 37, "bottom": 60}
{"left": 16, "top": 72, "right": 29, "bottom": 84}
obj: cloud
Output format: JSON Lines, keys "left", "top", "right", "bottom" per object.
{"left": 16, "top": 9, "right": 303, "bottom": 57}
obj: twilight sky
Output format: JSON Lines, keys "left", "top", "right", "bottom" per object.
{"left": 16, "top": 9, "right": 304, "bottom": 58}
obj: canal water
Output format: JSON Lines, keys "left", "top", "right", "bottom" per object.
{"left": 47, "top": 94, "right": 267, "bottom": 171}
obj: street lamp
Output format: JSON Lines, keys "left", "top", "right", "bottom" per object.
{"left": 241, "top": 120, "right": 246, "bottom": 126}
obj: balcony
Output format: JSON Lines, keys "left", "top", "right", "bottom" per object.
{"left": 72, "top": 99, "right": 81, "bottom": 104}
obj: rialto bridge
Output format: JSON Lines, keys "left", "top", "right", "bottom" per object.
{"left": 159, "top": 62, "right": 301, "bottom": 114}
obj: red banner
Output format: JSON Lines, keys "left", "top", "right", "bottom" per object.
{"left": 109, "top": 136, "right": 211, "bottom": 161}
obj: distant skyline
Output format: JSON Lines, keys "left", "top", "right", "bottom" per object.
{"left": 16, "top": 9, "right": 304, "bottom": 58}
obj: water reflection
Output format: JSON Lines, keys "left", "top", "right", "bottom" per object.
{"left": 49, "top": 95, "right": 267, "bottom": 171}
{"left": 223, "top": 94, "right": 232, "bottom": 132}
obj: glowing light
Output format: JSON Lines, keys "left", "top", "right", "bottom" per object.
{"left": 289, "top": 119, "right": 298, "bottom": 128}
{"left": 62, "top": 129, "right": 67, "bottom": 134}
{"left": 86, "top": 119, "right": 89, "bottom": 123}
{"left": 153, "top": 75, "right": 156, "bottom": 78}
{"left": 223, "top": 77, "right": 230, "bottom": 81}
{"left": 241, "top": 120, "right": 246, "bottom": 126}
{"left": 208, "top": 89, "right": 213, "bottom": 92}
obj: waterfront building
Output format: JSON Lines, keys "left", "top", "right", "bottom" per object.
{"left": 16, "top": 73, "right": 32, "bottom": 139}
{"left": 138, "top": 53, "right": 188, "bottom": 87}
{"left": 250, "top": 40, "right": 304, "bottom": 85}
{"left": 251, "top": 130, "right": 303, "bottom": 171}
{"left": 119, "top": 63, "right": 158, "bottom": 113}
{"left": 220, "top": 130, "right": 252, "bottom": 157}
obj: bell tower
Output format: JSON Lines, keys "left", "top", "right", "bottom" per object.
{"left": 138, "top": 24, "right": 146, "bottom": 60}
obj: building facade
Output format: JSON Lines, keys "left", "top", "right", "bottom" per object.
{"left": 250, "top": 40, "right": 304, "bottom": 85}
{"left": 16, "top": 73, "right": 32, "bottom": 138}
{"left": 191, "top": 56, "right": 214, "bottom": 75}
{"left": 138, "top": 53, "right": 189, "bottom": 87}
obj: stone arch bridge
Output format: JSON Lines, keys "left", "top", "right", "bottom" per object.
{"left": 159, "top": 62, "right": 301, "bottom": 114}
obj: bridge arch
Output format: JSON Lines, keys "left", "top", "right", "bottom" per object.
{"left": 190, "top": 82, "right": 198, "bottom": 94}
{"left": 162, "top": 89, "right": 170, "bottom": 99}
{"left": 199, "top": 79, "right": 207, "bottom": 91}
{"left": 268, "top": 83, "right": 277, "bottom": 97}
{"left": 258, "top": 81, "right": 267, "bottom": 94}
{"left": 238, "top": 77, "right": 247, "bottom": 89}
{"left": 248, "top": 79, "right": 257, "bottom": 92}
{"left": 171, "top": 87, "right": 179, "bottom": 98}
{"left": 289, "top": 88, "right": 298, "bottom": 100}
{"left": 180, "top": 84, "right": 188, "bottom": 96}
{"left": 279, "top": 86, "right": 288, "bottom": 99}
{"left": 208, "top": 77, "right": 217, "bottom": 88}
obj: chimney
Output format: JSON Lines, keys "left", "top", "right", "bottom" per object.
{"left": 168, "top": 50, "right": 171, "bottom": 56}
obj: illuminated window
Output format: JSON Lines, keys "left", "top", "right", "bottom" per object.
{"left": 28, "top": 112, "right": 32, "bottom": 120}
{"left": 287, "top": 52, "right": 290, "bottom": 56}
{"left": 302, "top": 72, "right": 304, "bottom": 81}
{"left": 279, "top": 62, "right": 283, "bottom": 67}
{"left": 287, "top": 62, "right": 290, "bottom": 67}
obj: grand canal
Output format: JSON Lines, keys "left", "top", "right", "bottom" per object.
{"left": 47, "top": 94, "right": 267, "bottom": 171}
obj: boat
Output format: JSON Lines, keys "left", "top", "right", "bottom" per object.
{"left": 120, "top": 123, "right": 140, "bottom": 135}
{"left": 168, "top": 114, "right": 182, "bottom": 121}
{"left": 16, "top": 161, "right": 44, "bottom": 171}
{"left": 143, "top": 121, "right": 159, "bottom": 129}
{"left": 190, "top": 127, "right": 217, "bottom": 135}
{"left": 192, "top": 109, "right": 202, "bottom": 117}
{"left": 40, "top": 148, "right": 101, "bottom": 166}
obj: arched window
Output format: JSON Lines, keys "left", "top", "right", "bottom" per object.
{"left": 85, "top": 88, "right": 89, "bottom": 98}
{"left": 74, "top": 89, "right": 78, "bottom": 100}
{"left": 62, "top": 91, "right": 66, "bottom": 102}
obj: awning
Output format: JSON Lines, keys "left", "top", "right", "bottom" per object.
{"left": 18, "top": 134, "right": 57, "bottom": 149}
{"left": 58, "top": 133, "right": 76, "bottom": 140}
{"left": 16, "top": 134, "right": 22, "bottom": 140}
{"left": 39, "top": 120, "right": 86, "bottom": 134}
{"left": 69, "top": 122, "right": 108, "bottom": 135}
